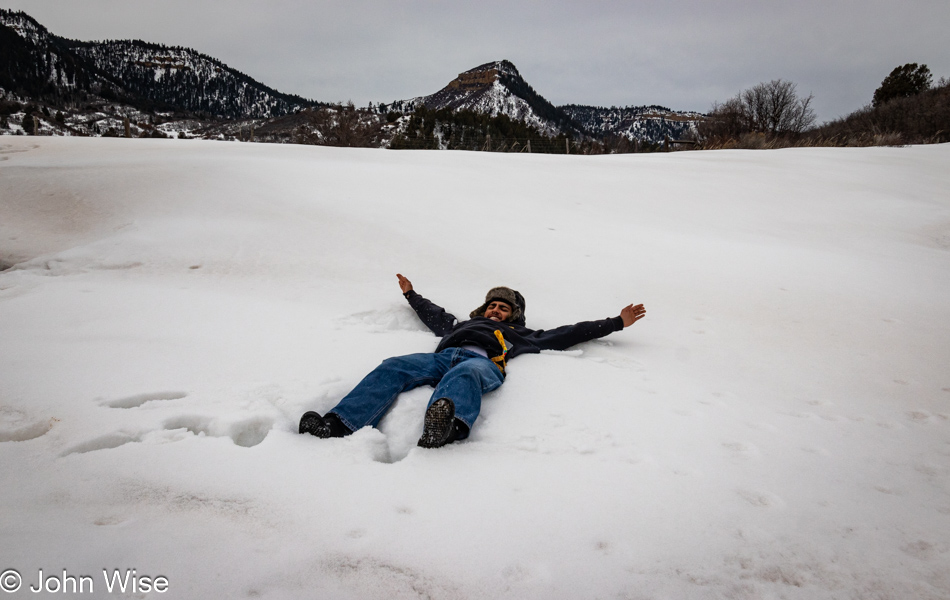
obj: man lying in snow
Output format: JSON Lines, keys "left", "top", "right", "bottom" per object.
{"left": 299, "top": 274, "right": 646, "bottom": 448}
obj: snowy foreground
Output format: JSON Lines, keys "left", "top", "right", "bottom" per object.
{"left": 1, "top": 138, "right": 949, "bottom": 600}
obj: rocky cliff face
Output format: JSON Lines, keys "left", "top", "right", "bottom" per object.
{"left": 388, "top": 60, "right": 702, "bottom": 143}
{"left": 390, "top": 60, "right": 581, "bottom": 136}
{"left": 447, "top": 67, "right": 500, "bottom": 91}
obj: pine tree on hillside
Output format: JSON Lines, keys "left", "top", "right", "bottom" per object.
{"left": 873, "top": 63, "right": 932, "bottom": 107}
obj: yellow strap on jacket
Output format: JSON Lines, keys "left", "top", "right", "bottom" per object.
{"left": 490, "top": 330, "right": 509, "bottom": 375}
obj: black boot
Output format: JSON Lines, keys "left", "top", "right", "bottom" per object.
{"left": 299, "top": 411, "right": 351, "bottom": 438}
{"left": 418, "top": 398, "right": 461, "bottom": 448}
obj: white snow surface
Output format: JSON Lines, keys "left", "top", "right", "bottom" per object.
{"left": 1, "top": 138, "right": 949, "bottom": 599}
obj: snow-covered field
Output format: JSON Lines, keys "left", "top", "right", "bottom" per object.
{"left": 1, "top": 137, "right": 949, "bottom": 599}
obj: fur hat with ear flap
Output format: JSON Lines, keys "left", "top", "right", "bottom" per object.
{"left": 470, "top": 286, "right": 526, "bottom": 325}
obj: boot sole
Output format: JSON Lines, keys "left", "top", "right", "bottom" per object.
{"left": 299, "top": 411, "right": 325, "bottom": 436}
{"left": 418, "top": 398, "right": 455, "bottom": 448}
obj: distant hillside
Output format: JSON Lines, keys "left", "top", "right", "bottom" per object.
{"left": 0, "top": 9, "right": 319, "bottom": 120}
{"left": 0, "top": 10, "right": 114, "bottom": 104}
{"left": 560, "top": 104, "right": 701, "bottom": 143}
{"left": 66, "top": 39, "right": 317, "bottom": 119}
{"left": 385, "top": 60, "right": 582, "bottom": 136}
{"left": 385, "top": 60, "right": 702, "bottom": 144}
{"left": 2, "top": 9, "right": 702, "bottom": 149}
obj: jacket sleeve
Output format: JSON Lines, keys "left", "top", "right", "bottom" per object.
{"left": 404, "top": 290, "right": 459, "bottom": 337}
{"left": 526, "top": 316, "right": 625, "bottom": 351}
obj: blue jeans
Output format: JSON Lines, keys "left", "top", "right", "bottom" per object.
{"left": 329, "top": 347, "right": 505, "bottom": 436}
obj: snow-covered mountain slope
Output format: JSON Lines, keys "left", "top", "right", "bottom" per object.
{"left": 0, "top": 8, "right": 58, "bottom": 48}
{"left": 5, "top": 9, "right": 701, "bottom": 144}
{"left": 392, "top": 60, "right": 579, "bottom": 136}
{"left": 561, "top": 103, "right": 703, "bottom": 143}
{"left": 388, "top": 59, "right": 702, "bottom": 142}
{"left": 2, "top": 138, "right": 949, "bottom": 599}
{"left": 68, "top": 40, "right": 314, "bottom": 119}
{"left": 0, "top": 9, "right": 317, "bottom": 119}
{"left": 0, "top": 10, "right": 112, "bottom": 97}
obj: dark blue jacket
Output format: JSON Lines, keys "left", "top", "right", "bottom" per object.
{"left": 404, "top": 290, "right": 624, "bottom": 369}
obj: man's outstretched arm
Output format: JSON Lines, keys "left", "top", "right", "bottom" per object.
{"left": 397, "top": 273, "right": 458, "bottom": 336}
{"left": 528, "top": 302, "right": 646, "bottom": 351}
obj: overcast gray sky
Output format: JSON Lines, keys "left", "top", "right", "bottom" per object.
{"left": 6, "top": 0, "right": 949, "bottom": 122}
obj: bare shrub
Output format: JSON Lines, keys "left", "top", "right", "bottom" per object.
{"left": 742, "top": 80, "right": 815, "bottom": 135}
{"left": 698, "top": 97, "right": 747, "bottom": 142}
{"left": 699, "top": 79, "right": 816, "bottom": 148}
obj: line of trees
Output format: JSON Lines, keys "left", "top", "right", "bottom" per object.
{"left": 389, "top": 106, "right": 568, "bottom": 151}
{"left": 698, "top": 63, "right": 946, "bottom": 149}
{"left": 387, "top": 106, "right": 663, "bottom": 154}
{"left": 813, "top": 77, "right": 948, "bottom": 146}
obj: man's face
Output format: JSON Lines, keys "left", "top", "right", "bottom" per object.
{"left": 484, "top": 301, "right": 513, "bottom": 322}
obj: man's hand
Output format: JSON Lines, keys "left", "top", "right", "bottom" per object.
{"left": 620, "top": 304, "right": 646, "bottom": 328}
{"left": 396, "top": 273, "right": 413, "bottom": 294}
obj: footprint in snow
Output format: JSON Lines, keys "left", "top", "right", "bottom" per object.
{"left": 0, "top": 143, "right": 39, "bottom": 155}
{"left": 60, "top": 413, "right": 273, "bottom": 457}
{"left": 901, "top": 540, "right": 941, "bottom": 560}
{"left": 61, "top": 431, "right": 142, "bottom": 456}
{"left": 100, "top": 391, "right": 189, "bottom": 408}
{"left": 907, "top": 410, "right": 933, "bottom": 424}
{"left": 163, "top": 415, "right": 273, "bottom": 448}
{"left": 0, "top": 406, "right": 57, "bottom": 443}
{"left": 736, "top": 488, "right": 784, "bottom": 508}
{"left": 722, "top": 440, "right": 759, "bottom": 459}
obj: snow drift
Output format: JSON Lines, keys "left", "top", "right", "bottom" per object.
{"left": 1, "top": 138, "right": 949, "bottom": 599}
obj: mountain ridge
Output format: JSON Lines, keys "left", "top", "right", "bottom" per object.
{"left": 1, "top": 9, "right": 701, "bottom": 146}
{"left": 385, "top": 59, "right": 699, "bottom": 143}
{"left": 0, "top": 9, "right": 319, "bottom": 120}
{"left": 388, "top": 60, "right": 585, "bottom": 137}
